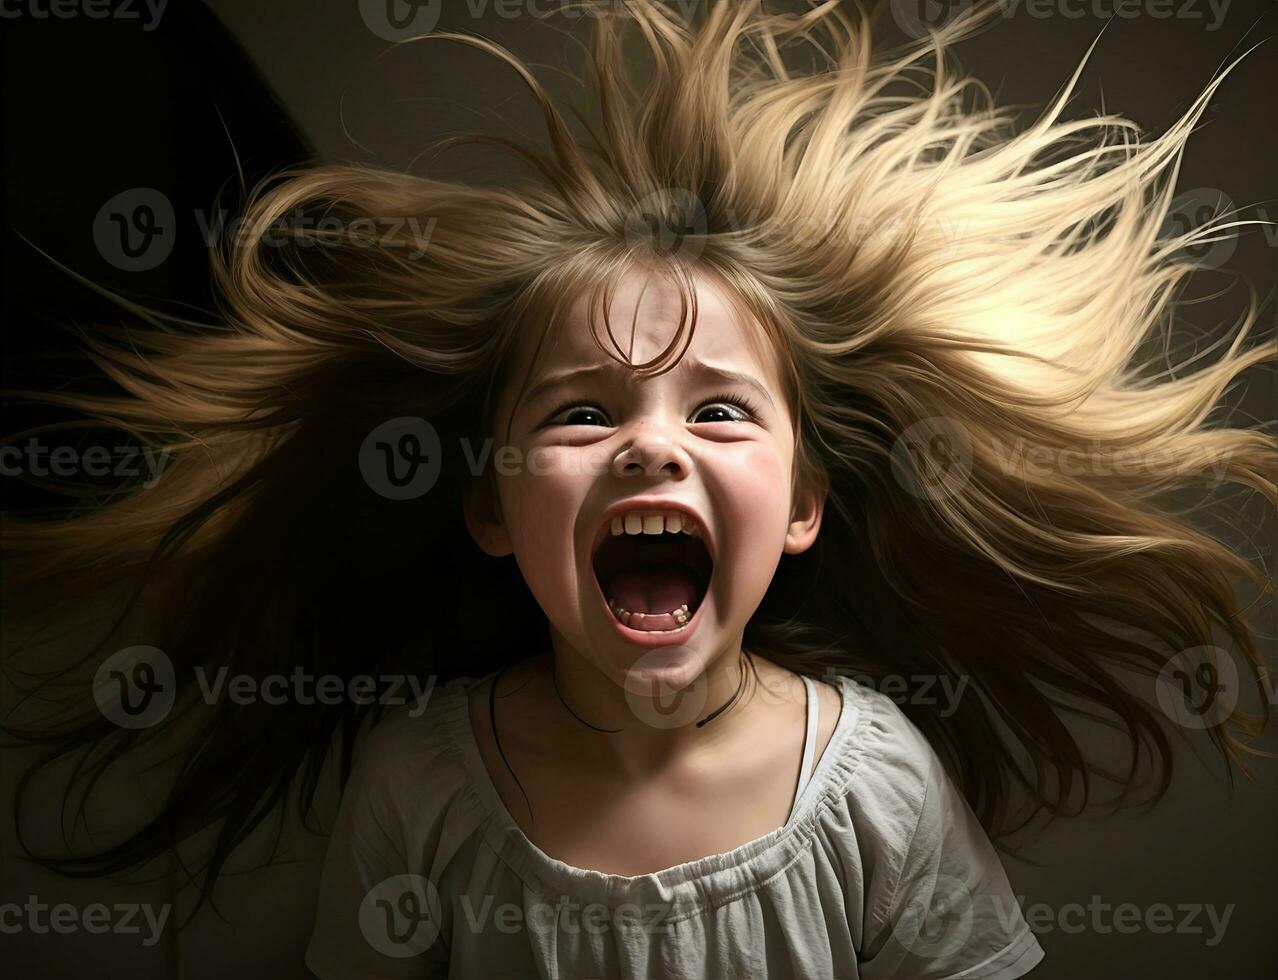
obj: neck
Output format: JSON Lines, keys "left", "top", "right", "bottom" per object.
{"left": 534, "top": 637, "right": 758, "bottom": 777}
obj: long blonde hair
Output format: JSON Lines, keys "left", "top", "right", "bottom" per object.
{"left": 3, "top": 0, "right": 1273, "bottom": 909}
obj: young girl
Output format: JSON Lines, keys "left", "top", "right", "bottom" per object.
{"left": 3, "top": 2, "right": 1273, "bottom": 978}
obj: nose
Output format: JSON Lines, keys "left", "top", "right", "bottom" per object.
{"left": 612, "top": 420, "right": 692, "bottom": 478}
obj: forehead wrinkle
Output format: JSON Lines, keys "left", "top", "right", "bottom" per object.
{"left": 520, "top": 354, "right": 777, "bottom": 415}
{"left": 513, "top": 269, "right": 785, "bottom": 418}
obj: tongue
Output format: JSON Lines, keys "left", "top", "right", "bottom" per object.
{"left": 605, "top": 565, "right": 702, "bottom": 614}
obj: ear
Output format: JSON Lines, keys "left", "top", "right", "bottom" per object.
{"left": 783, "top": 467, "right": 828, "bottom": 555}
{"left": 463, "top": 477, "right": 514, "bottom": 558}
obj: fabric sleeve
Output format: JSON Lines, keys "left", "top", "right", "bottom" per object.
{"left": 305, "top": 719, "right": 452, "bottom": 980}
{"left": 856, "top": 709, "right": 1044, "bottom": 980}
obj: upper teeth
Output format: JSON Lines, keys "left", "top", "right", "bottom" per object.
{"left": 609, "top": 511, "right": 701, "bottom": 538}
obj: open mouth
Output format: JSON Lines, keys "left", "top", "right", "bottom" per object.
{"left": 591, "top": 518, "right": 714, "bottom": 634}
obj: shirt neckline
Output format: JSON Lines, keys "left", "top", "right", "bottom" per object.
{"left": 440, "top": 669, "right": 864, "bottom": 913}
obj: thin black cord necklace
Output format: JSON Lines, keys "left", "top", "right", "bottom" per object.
{"left": 550, "top": 649, "right": 752, "bottom": 731}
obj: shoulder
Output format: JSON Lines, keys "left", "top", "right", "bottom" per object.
{"left": 816, "top": 677, "right": 1046, "bottom": 977}
{"left": 817, "top": 674, "right": 955, "bottom": 853}
{"left": 339, "top": 674, "right": 479, "bottom": 823}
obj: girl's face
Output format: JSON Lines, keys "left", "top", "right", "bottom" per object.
{"left": 466, "top": 267, "right": 825, "bottom": 695}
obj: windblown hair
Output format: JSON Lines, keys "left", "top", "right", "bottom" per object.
{"left": 3, "top": 0, "right": 1274, "bottom": 914}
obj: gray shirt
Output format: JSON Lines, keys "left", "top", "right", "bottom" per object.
{"left": 306, "top": 671, "right": 1044, "bottom": 979}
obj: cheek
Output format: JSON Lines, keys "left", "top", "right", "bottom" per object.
{"left": 500, "top": 447, "right": 597, "bottom": 596}
{"left": 713, "top": 442, "right": 794, "bottom": 591}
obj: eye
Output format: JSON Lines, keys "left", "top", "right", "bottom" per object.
{"left": 542, "top": 391, "right": 761, "bottom": 427}
{"left": 545, "top": 402, "right": 610, "bottom": 427}
{"left": 692, "top": 391, "right": 760, "bottom": 424}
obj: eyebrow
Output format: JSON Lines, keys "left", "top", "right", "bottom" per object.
{"left": 520, "top": 357, "right": 777, "bottom": 414}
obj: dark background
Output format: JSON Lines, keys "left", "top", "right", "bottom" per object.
{"left": 2, "top": 1, "right": 1275, "bottom": 977}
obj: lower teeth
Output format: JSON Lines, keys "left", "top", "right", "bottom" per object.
{"left": 608, "top": 598, "right": 691, "bottom": 631}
